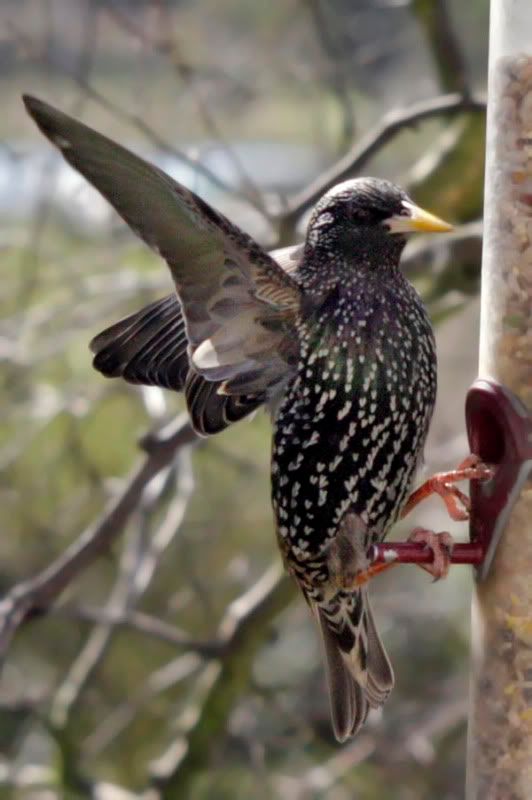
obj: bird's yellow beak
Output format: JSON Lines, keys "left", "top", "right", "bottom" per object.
{"left": 385, "top": 201, "right": 453, "bottom": 234}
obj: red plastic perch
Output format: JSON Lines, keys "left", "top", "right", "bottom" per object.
{"left": 370, "top": 379, "right": 532, "bottom": 577}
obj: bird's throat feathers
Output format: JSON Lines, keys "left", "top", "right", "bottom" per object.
{"left": 296, "top": 271, "right": 433, "bottom": 403}
{"left": 299, "top": 226, "right": 406, "bottom": 294}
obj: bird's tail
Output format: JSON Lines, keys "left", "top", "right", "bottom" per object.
{"left": 315, "top": 587, "right": 394, "bottom": 742}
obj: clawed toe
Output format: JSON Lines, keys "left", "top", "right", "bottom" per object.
{"left": 409, "top": 527, "right": 454, "bottom": 581}
{"left": 439, "top": 482, "right": 471, "bottom": 521}
{"left": 401, "top": 455, "right": 494, "bottom": 523}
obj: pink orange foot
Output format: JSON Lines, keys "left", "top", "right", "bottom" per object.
{"left": 409, "top": 527, "right": 454, "bottom": 580}
{"left": 401, "top": 454, "right": 494, "bottom": 522}
{"left": 351, "top": 560, "right": 396, "bottom": 587}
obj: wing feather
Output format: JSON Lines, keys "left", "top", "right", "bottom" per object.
{"left": 24, "top": 95, "right": 301, "bottom": 397}
{"left": 90, "top": 295, "right": 189, "bottom": 390}
{"left": 89, "top": 244, "right": 303, "bottom": 433}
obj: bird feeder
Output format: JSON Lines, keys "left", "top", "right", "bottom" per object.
{"left": 466, "top": 1, "right": 532, "bottom": 797}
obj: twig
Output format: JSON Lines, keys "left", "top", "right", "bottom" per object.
{"left": 278, "top": 92, "right": 486, "bottom": 236}
{"left": 150, "top": 563, "right": 295, "bottom": 798}
{"left": 0, "top": 415, "right": 197, "bottom": 663}
{"left": 153, "top": 4, "right": 265, "bottom": 211}
{"left": 83, "top": 566, "right": 292, "bottom": 756}
{"left": 84, "top": 653, "right": 204, "bottom": 756}
{"left": 8, "top": 22, "right": 250, "bottom": 202}
{"left": 49, "top": 520, "right": 157, "bottom": 729}
{"left": 304, "top": 0, "right": 355, "bottom": 148}
{"left": 55, "top": 604, "right": 220, "bottom": 656}
{"left": 104, "top": 1, "right": 249, "bottom": 93}
{"left": 412, "top": 0, "right": 469, "bottom": 95}
{"left": 14, "top": 3, "right": 98, "bottom": 307}
{"left": 408, "top": 1, "right": 484, "bottom": 222}
{"left": 49, "top": 453, "right": 195, "bottom": 728}
{"left": 276, "top": 734, "right": 376, "bottom": 798}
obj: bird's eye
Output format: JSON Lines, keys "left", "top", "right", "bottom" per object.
{"left": 350, "top": 206, "right": 371, "bottom": 224}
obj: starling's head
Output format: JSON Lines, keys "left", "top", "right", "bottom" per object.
{"left": 305, "top": 177, "right": 452, "bottom": 265}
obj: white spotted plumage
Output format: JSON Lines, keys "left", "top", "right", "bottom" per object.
{"left": 271, "top": 179, "right": 438, "bottom": 742}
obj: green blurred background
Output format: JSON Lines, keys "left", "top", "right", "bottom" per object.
{"left": 0, "top": 1, "right": 489, "bottom": 798}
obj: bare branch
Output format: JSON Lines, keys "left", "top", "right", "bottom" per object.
{"left": 152, "top": 4, "right": 265, "bottom": 210}
{"left": 83, "top": 566, "right": 295, "bottom": 757}
{"left": 7, "top": 22, "right": 253, "bottom": 203}
{"left": 412, "top": 0, "right": 469, "bottom": 95}
{"left": 0, "top": 416, "right": 197, "bottom": 663}
{"left": 276, "top": 735, "right": 376, "bottom": 798}
{"left": 408, "top": 1, "right": 485, "bottom": 222}
{"left": 150, "top": 564, "right": 295, "bottom": 798}
{"left": 56, "top": 604, "right": 221, "bottom": 656}
{"left": 278, "top": 92, "right": 486, "bottom": 238}
{"left": 104, "top": 1, "right": 249, "bottom": 93}
{"left": 304, "top": 0, "right": 356, "bottom": 148}
{"left": 50, "top": 453, "right": 195, "bottom": 728}
{"left": 84, "top": 652, "right": 204, "bottom": 756}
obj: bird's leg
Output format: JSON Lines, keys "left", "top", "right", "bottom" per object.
{"left": 326, "top": 517, "right": 367, "bottom": 591}
{"left": 396, "top": 455, "right": 492, "bottom": 580}
{"left": 401, "top": 454, "right": 494, "bottom": 522}
{"left": 327, "top": 514, "right": 396, "bottom": 590}
{"left": 351, "top": 560, "right": 397, "bottom": 586}
{"left": 407, "top": 527, "right": 455, "bottom": 580}
{"left": 327, "top": 455, "right": 491, "bottom": 588}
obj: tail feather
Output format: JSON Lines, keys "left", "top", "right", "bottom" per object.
{"left": 364, "top": 596, "right": 394, "bottom": 708}
{"left": 316, "top": 588, "right": 393, "bottom": 742}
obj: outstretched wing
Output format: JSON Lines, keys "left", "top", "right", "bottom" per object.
{"left": 90, "top": 293, "right": 264, "bottom": 434}
{"left": 23, "top": 96, "right": 302, "bottom": 400}
{"left": 89, "top": 245, "right": 303, "bottom": 393}
{"left": 88, "top": 245, "right": 304, "bottom": 434}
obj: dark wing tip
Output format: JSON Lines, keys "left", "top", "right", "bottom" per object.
{"left": 23, "top": 94, "right": 72, "bottom": 149}
{"left": 22, "top": 93, "right": 39, "bottom": 113}
{"left": 23, "top": 94, "right": 51, "bottom": 127}
{"left": 88, "top": 333, "right": 103, "bottom": 356}
{"left": 89, "top": 296, "right": 191, "bottom": 391}
{"left": 90, "top": 325, "right": 131, "bottom": 377}
{"left": 91, "top": 348, "right": 125, "bottom": 379}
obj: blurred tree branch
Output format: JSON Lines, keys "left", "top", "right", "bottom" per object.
{"left": 304, "top": 0, "right": 356, "bottom": 149}
{"left": 410, "top": 0, "right": 485, "bottom": 221}
{"left": 49, "top": 453, "right": 193, "bottom": 729}
{"left": 7, "top": 21, "right": 254, "bottom": 204}
{"left": 412, "top": 0, "right": 469, "bottom": 96}
{"left": 0, "top": 415, "right": 197, "bottom": 662}
{"left": 104, "top": 1, "right": 250, "bottom": 94}
{"left": 57, "top": 604, "right": 221, "bottom": 655}
{"left": 277, "top": 92, "right": 485, "bottom": 243}
{"left": 150, "top": 563, "right": 295, "bottom": 799}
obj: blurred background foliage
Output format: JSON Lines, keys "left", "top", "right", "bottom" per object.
{"left": 0, "top": 0, "right": 489, "bottom": 798}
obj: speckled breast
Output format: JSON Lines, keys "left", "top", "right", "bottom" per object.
{"left": 271, "top": 279, "right": 437, "bottom": 568}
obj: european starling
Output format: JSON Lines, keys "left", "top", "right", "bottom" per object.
{"left": 24, "top": 96, "right": 453, "bottom": 742}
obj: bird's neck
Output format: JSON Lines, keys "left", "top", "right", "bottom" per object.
{"left": 297, "top": 234, "right": 405, "bottom": 298}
